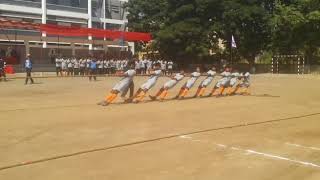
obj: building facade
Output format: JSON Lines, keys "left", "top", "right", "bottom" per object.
{"left": 0, "top": 0, "right": 134, "bottom": 64}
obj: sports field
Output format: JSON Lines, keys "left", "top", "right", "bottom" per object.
{"left": 0, "top": 75, "right": 320, "bottom": 180}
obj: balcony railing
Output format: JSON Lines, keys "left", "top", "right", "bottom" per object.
{"left": 1, "top": 0, "right": 87, "bottom": 14}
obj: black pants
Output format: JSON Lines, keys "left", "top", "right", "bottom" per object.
{"left": 74, "top": 68, "right": 79, "bottom": 76}
{"left": 67, "top": 68, "right": 73, "bottom": 76}
{"left": 106, "top": 68, "right": 111, "bottom": 75}
{"left": 80, "top": 67, "right": 85, "bottom": 76}
{"left": 98, "top": 68, "right": 103, "bottom": 74}
{"left": 89, "top": 69, "right": 97, "bottom": 81}
{"left": 56, "top": 67, "right": 62, "bottom": 76}
{"left": 25, "top": 68, "right": 34, "bottom": 84}
{"left": 0, "top": 68, "right": 6, "bottom": 81}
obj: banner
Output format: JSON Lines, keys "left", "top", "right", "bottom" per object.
{"left": 0, "top": 18, "right": 152, "bottom": 42}
{"left": 40, "top": 24, "right": 152, "bottom": 42}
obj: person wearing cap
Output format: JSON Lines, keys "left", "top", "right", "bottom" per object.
{"left": 24, "top": 54, "right": 34, "bottom": 84}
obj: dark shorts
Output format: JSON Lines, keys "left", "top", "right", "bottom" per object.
{"left": 26, "top": 68, "right": 32, "bottom": 76}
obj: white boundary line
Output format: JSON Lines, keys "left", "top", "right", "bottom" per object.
{"left": 179, "top": 136, "right": 320, "bottom": 169}
{"left": 286, "top": 143, "right": 320, "bottom": 151}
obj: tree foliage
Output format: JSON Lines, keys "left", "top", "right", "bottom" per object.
{"left": 126, "top": 0, "right": 320, "bottom": 64}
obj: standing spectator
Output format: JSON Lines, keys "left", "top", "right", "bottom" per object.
{"left": 79, "top": 58, "right": 86, "bottom": 76}
{"left": 0, "top": 57, "right": 6, "bottom": 82}
{"left": 86, "top": 58, "right": 91, "bottom": 75}
{"left": 110, "top": 59, "right": 116, "bottom": 74}
{"left": 116, "top": 59, "right": 121, "bottom": 72}
{"left": 105, "top": 59, "right": 110, "bottom": 75}
{"left": 103, "top": 59, "right": 108, "bottom": 74}
{"left": 161, "top": 60, "right": 167, "bottom": 75}
{"left": 139, "top": 59, "right": 144, "bottom": 75}
{"left": 24, "top": 54, "right": 34, "bottom": 85}
{"left": 146, "top": 59, "right": 152, "bottom": 75}
{"left": 73, "top": 58, "right": 80, "bottom": 76}
{"left": 89, "top": 58, "right": 97, "bottom": 81}
{"left": 143, "top": 58, "right": 148, "bottom": 74}
{"left": 167, "top": 60, "right": 174, "bottom": 76}
{"left": 135, "top": 60, "right": 141, "bottom": 75}
{"left": 96, "top": 59, "right": 100, "bottom": 74}
{"left": 98, "top": 59, "right": 103, "bottom": 74}
{"left": 61, "top": 57, "right": 68, "bottom": 76}
{"left": 120, "top": 59, "right": 125, "bottom": 72}
{"left": 67, "top": 58, "right": 74, "bottom": 76}
{"left": 55, "top": 57, "right": 62, "bottom": 76}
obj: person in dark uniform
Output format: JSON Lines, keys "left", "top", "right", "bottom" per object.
{"left": 0, "top": 56, "right": 7, "bottom": 82}
{"left": 24, "top": 54, "right": 34, "bottom": 85}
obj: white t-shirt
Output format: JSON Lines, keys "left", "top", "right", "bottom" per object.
{"left": 74, "top": 60, "right": 80, "bottom": 68}
{"left": 207, "top": 70, "right": 216, "bottom": 77}
{"left": 148, "top": 69, "right": 162, "bottom": 81}
{"left": 167, "top": 61, "right": 173, "bottom": 69}
{"left": 173, "top": 73, "right": 184, "bottom": 81}
{"left": 55, "top": 58, "right": 62, "bottom": 67}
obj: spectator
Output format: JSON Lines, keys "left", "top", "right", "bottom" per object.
{"left": 24, "top": 54, "right": 34, "bottom": 85}
{"left": 73, "top": 58, "right": 80, "bottom": 76}
{"left": 89, "top": 58, "right": 97, "bottom": 81}
{"left": 167, "top": 60, "right": 174, "bottom": 76}
{"left": 55, "top": 56, "right": 62, "bottom": 76}
{"left": 79, "top": 58, "right": 86, "bottom": 76}
{"left": 61, "top": 57, "right": 68, "bottom": 76}
{"left": 67, "top": 58, "right": 74, "bottom": 76}
{"left": 135, "top": 60, "right": 141, "bottom": 75}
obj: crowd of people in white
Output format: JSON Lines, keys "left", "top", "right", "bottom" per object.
{"left": 55, "top": 57, "right": 175, "bottom": 77}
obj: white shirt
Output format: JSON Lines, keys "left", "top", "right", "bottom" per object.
{"left": 188, "top": 72, "right": 201, "bottom": 83}
{"left": 55, "top": 58, "right": 61, "bottom": 67}
{"left": 167, "top": 61, "right": 173, "bottom": 69}
{"left": 98, "top": 60, "right": 103, "bottom": 68}
{"left": 122, "top": 69, "right": 136, "bottom": 82}
{"left": 207, "top": 70, "right": 216, "bottom": 77}
{"left": 135, "top": 61, "right": 140, "bottom": 69}
{"left": 74, "top": 60, "right": 79, "bottom": 68}
{"left": 148, "top": 69, "right": 162, "bottom": 82}
{"left": 173, "top": 73, "right": 184, "bottom": 81}
{"left": 221, "top": 71, "right": 231, "bottom": 78}
{"left": 161, "top": 62, "right": 167, "bottom": 70}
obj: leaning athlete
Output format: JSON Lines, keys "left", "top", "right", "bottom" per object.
{"left": 226, "top": 69, "right": 241, "bottom": 96}
{"left": 174, "top": 67, "right": 201, "bottom": 99}
{"left": 236, "top": 72, "right": 251, "bottom": 95}
{"left": 98, "top": 61, "right": 136, "bottom": 106}
{"left": 210, "top": 67, "right": 232, "bottom": 97}
{"left": 194, "top": 66, "right": 217, "bottom": 97}
{"left": 149, "top": 70, "right": 185, "bottom": 101}
{"left": 127, "top": 63, "right": 162, "bottom": 103}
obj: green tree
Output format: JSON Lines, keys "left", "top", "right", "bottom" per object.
{"left": 126, "top": 0, "right": 319, "bottom": 64}
{"left": 211, "top": 0, "right": 272, "bottom": 66}
{"left": 271, "top": 0, "right": 320, "bottom": 63}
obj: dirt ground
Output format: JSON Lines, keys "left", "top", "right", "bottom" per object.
{"left": 0, "top": 74, "right": 320, "bottom": 180}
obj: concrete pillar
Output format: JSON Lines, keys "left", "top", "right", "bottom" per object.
{"left": 103, "top": 43, "right": 108, "bottom": 53}
{"left": 42, "top": 0, "right": 47, "bottom": 48}
{"left": 128, "top": 42, "right": 135, "bottom": 55}
{"left": 71, "top": 43, "right": 76, "bottom": 56}
{"left": 103, "top": 0, "right": 106, "bottom": 41}
{"left": 88, "top": 0, "right": 93, "bottom": 51}
{"left": 24, "top": 40, "right": 30, "bottom": 57}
